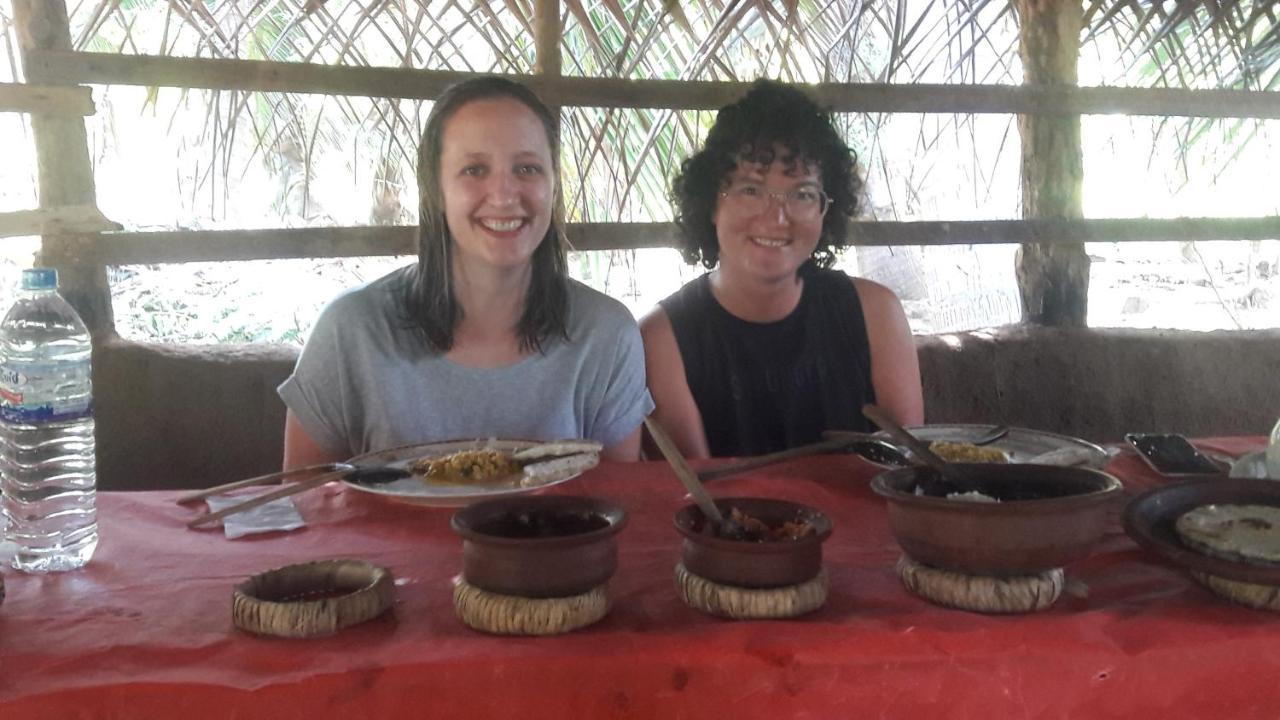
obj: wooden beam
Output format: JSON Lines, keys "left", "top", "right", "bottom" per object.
{"left": 72, "top": 217, "right": 1280, "bottom": 266}
{"left": 0, "top": 82, "right": 93, "bottom": 115}
{"left": 12, "top": 0, "right": 114, "bottom": 338}
{"left": 23, "top": 48, "right": 1280, "bottom": 118}
{"left": 0, "top": 205, "right": 120, "bottom": 238}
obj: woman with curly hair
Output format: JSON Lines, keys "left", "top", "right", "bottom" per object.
{"left": 641, "top": 79, "right": 923, "bottom": 458}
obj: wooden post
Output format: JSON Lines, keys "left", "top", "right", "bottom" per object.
{"left": 533, "top": 0, "right": 562, "bottom": 77}
{"left": 1013, "top": 0, "right": 1089, "bottom": 326}
{"left": 12, "top": 0, "right": 114, "bottom": 338}
{"left": 533, "top": 0, "right": 565, "bottom": 225}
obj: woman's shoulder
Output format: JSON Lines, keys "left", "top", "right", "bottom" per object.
{"left": 567, "top": 279, "right": 637, "bottom": 330}
{"left": 321, "top": 266, "right": 411, "bottom": 318}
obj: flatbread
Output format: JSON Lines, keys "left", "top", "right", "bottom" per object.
{"left": 1175, "top": 503, "right": 1280, "bottom": 563}
{"left": 512, "top": 440, "right": 604, "bottom": 461}
{"left": 520, "top": 453, "right": 599, "bottom": 488}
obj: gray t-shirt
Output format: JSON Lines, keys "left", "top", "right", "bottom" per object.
{"left": 278, "top": 268, "right": 654, "bottom": 456}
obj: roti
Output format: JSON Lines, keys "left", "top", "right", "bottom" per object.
{"left": 1174, "top": 503, "right": 1280, "bottom": 563}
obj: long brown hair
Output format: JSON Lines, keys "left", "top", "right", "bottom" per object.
{"left": 402, "top": 76, "right": 569, "bottom": 354}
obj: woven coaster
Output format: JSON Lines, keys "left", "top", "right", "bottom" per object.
{"left": 1190, "top": 571, "right": 1280, "bottom": 612}
{"left": 232, "top": 559, "right": 394, "bottom": 638}
{"left": 896, "top": 555, "right": 1063, "bottom": 614}
{"left": 675, "top": 563, "right": 828, "bottom": 619}
{"left": 451, "top": 576, "right": 610, "bottom": 635}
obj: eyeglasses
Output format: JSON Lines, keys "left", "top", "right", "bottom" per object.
{"left": 719, "top": 184, "right": 831, "bottom": 221}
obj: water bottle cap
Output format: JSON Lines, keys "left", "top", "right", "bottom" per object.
{"left": 20, "top": 268, "right": 58, "bottom": 291}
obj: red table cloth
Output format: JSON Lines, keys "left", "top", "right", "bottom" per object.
{"left": 0, "top": 437, "right": 1276, "bottom": 719}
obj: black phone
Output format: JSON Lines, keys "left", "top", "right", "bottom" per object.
{"left": 1125, "top": 433, "right": 1223, "bottom": 476}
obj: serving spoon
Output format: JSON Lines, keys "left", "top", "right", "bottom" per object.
{"left": 861, "top": 404, "right": 985, "bottom": 494}
{"left": 644, "top": 416, "right": 747, "bottom": 539}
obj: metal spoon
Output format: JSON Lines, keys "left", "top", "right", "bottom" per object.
{"left": 971, "top": 425, "right": 1011, "bottom": 446}
{"left": 644, "top": 416, "right": 747, "bottom": 539}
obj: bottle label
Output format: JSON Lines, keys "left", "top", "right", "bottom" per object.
{"left": 0, "top": 361, "right": 93, "bottom": 424}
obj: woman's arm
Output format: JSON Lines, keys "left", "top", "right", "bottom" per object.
{"left": 283, "top": 410, "right": 347, "bottom": 470}
{"left": 601, "top": 427, "right": 643, "bottom": 462}
{"left": 639, "top": 307, "right": 711, "bottom": 459}
{"left": 853, "top": 277, "right": 925, "bottom": 427}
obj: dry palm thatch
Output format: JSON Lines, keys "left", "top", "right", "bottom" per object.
{"left": 54, "top": 0, "right": 1280, "bottom": 231}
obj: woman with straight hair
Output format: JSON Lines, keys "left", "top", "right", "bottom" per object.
{"left": 641, "top": 79, "right": 923, "bottom": 459}
{"left": 280, "top": 76, "right": 652, "bottom": 467}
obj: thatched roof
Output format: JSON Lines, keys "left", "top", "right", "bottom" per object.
{"left": 2, "top": 1, "right": 1275, "bottom": 227}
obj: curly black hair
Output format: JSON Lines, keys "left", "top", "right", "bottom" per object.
{"left": 672, "top": 79, "right": 864, "bottom": 270}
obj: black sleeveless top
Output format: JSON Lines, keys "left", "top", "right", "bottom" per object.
{"left": 659, "top": 267, "right": 877, "bottom": 457}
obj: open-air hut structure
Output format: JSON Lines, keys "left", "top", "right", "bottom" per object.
{"left": 1, "top": 0, "right": 1278, "bottom": 490}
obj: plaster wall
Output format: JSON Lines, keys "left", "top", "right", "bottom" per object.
{"left": 93, "top": 328, "right": 1280, "bottom": 490}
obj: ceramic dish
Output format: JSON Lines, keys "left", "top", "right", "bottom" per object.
{"left": 344, "top": 439, "right": 591, "bottom": 507}
{"left": 866, "top": 424, "right": 1109, "bottom": 470}
{"left": 1123, "top": 477, "right": 1280, "bottom": 585}
{"left": 872, "top": 463, "right": 1123, "bottom": 576}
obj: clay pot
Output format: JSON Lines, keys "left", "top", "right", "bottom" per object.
{"left": 451, "top": 495, "right": 627, "bottom": 598}
{"left": 871, "top": 463, "right": 1123, "bottom": 576}
{"left": 674, "top": 497, "right": 833, "bottom": 589}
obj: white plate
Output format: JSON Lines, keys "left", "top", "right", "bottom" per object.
{"left": 868, "top": 424, "right": 1110, "bottom": 469}
{"left": 344, "top": 439, "right": 590, "bottom": 508}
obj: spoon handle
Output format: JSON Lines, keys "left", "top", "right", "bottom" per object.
{"left": 644, "top": 416, "right": 726, "bottom": 525}
{"left": 860, "top": 404, "right": 954, "bottom": 477}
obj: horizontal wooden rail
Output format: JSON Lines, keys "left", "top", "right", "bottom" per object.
{"left": 0, "top": 205, "right": 119, "bottom": 238}
{"left": 68, "top": 217, "right": 1280, "bottom": 265}
{"left": 23, "top": 49, "right": 1280, "bottom": 118}
{"left": 0, "top": 82, "right": 94, "bottom": 115}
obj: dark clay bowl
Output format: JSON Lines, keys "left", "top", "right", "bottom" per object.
{"left": 871, "top": 463, "right": 1123, "bottom": 577}
{"left": 674, "top": 497, "right": 834, "bottom": 589}
{"left": 451, "top": 495, "right": 627, "bottom": 598}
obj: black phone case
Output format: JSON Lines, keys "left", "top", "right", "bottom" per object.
{"left": 1125, "top": 433, "right": 1222, "bottom": 475}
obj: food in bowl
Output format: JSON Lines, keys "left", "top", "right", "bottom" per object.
{"left": 871, "top": 464, "right": 1124, "bottom": 576}
{"left": 451, "top": 496, "right": 626, "bottom": 598}
{"left": 726, "top": 506, "right": 816, "bottom": 542}
{"left": 929, "top": 440, "right": 1009, "bottom": 464}
{"left": 674, "top": 498, "right": 833, "bottom": 588}
{"left": 1175, "top": 503, "right": 1280, "bottom": 563}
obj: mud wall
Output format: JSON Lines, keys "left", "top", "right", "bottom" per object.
{"left": 94, "top": 328, "right": 1280, "bottom": 490}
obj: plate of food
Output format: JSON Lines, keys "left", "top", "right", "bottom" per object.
{"left": 1123, "top": 477, "right": 1280, "bottom": 587}
{"left": 343, "top": 438, "right": 602, "bottom": 507}
{"left": 864, "top": 424, "right": 1110, "bottom": 469}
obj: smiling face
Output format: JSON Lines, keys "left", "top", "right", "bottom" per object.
{"left": 439, "top": 97, "right": 555, "bottom": 273}
{"left": 712, "top": 146, "right": 825, "bottom": 284}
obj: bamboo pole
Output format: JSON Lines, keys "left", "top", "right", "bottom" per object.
{"left": 73, "top": 217, "right": 1280, "bottom": 266}
{"left": 12, "top": 0, "right": 114, "bottom": 338}
{"left": 1014, "top": 0, "right": 1089, "bottom": 326}
{"left": 23, "top": 48, "right": 1280, "bottom": 118}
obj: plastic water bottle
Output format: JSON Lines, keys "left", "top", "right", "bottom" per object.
{"left": 0, "top": 268, "right": 97, "bottom": 572}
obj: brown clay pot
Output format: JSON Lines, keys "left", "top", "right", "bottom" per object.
{"left": 871, "top": 463, "right": 1123, "bottom": 576}
{"left": 674, "top": 497, "right": 834, "bottom": 589}
{"left": 451, "top": 495, "right": 627, "bottom": 598}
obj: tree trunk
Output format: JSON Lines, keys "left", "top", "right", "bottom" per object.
{"left": 1014, "top": 0, "right": 1088, "bottom": 326}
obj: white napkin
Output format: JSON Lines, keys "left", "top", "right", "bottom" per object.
{"left": 204, "top": 492, "right": 307, "bottom": 539}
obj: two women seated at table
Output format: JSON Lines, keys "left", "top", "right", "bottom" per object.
{"left": 641, "top": 80, "right": 923, "bottom": 459}
{"left": 278, "top": 77, "right": 653, "bottom": 467}
{"left": 277, "top": 77, "right": 922, "bottom": 465}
